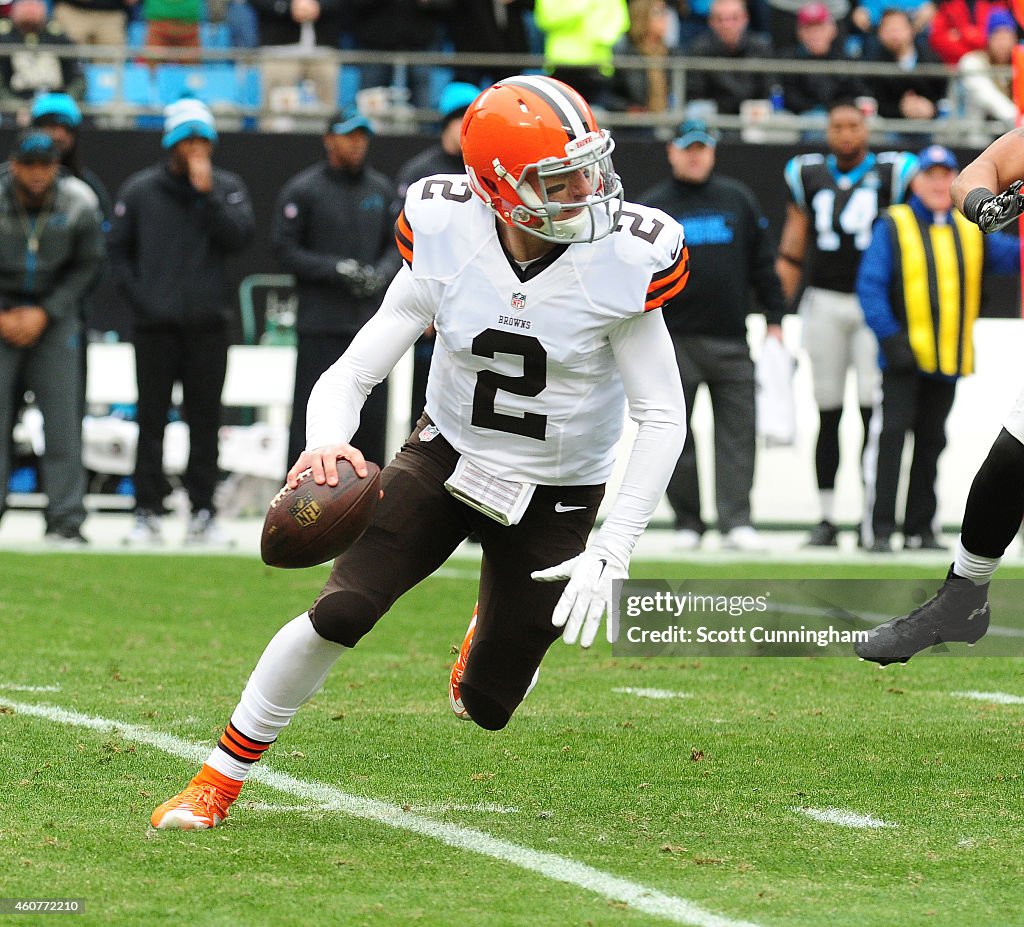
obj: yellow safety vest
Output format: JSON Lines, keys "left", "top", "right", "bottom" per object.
{"left": 886, "top": 203, "right": 984, "bottom": 377}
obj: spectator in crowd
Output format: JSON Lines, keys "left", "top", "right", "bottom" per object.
{"left": 764, "top": 0, "right": 849, "bottom": 51}
{"left": 251, "top": 0, "right": 343, "bottom": 112}
{"left": 533, "top": 0, "right": 630, "bottom": 106}
{"left": 777, "top": 2, "right": 865, "bottom": 113}
{"left": 0, "top": 0, "right": 85, "bottom": 103}
{"left": 863, "top": 8, "right": 944, "bottom": 121}
{"left": 677, "top": 0, "right": 714, "bottom": 48}
{"left": 52, "top": 0, "right": 134, "bottom": 48}
{"left": 225, "top": 0, "right": 259, "bottom": 48}
{"left": 688, "top": 0, "right": 774, "bottom": 115}
{"left": 108, "top": 100, "right": 255, "bottom": 546}
{"left": 776, "top": 100, "right": 915, "bottom": 547}
{"left": 0, "top": 131, "right": 104, "bottom": 545}
{"left": 349, "top": 0, "right": 453, "bottom": 110}
{"left": 393, "top": 81, "right": 477, "bottom": 433}
{"left": 143, "top": 0, "right": 201, "bottom": 60}
{"left": 959, "top": 7, "right": 1019, "bottom": 123}
{"left": 930, "top": 0, "right": 1009, "bottom": 64}
{"left": 640, "top": 119, "right": 786, "bottom": 551}
{"left": 852, "top": 0, "right": 934, "bottom": 35}
{"left": 608, "top": 0, "right": 673, "bottom": 114}
{"left": 447, "top": 0, "right": 533, "bottom": 86}
{"left": 857, "top": 145, "right": 1019, "bottom": 552}
{"left": 273, "top": 107, "right": 398, "bottom": 473}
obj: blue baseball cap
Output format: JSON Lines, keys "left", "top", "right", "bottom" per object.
{"left": 162, "top": 97, "right": 217, "bottom": 149}
{"left": 672, "top": 119, "right": 719, "bottom": 149}
{"left": 11, "top": 130, "right": 59, "bottom": 163}
{"left": 31, "top": 92, "right": 82, "bottom": 128}
{"left": 438, "top": 81, "right": 479, "bottom": 122}
{"left": 916, "top": 144, "right": 958, "bottom": 172}
{"left": 326, "top": 106, "right": 374, "bottom": 136}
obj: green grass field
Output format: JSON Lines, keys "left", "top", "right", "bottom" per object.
{"left": 2, "top": 553, "right": 1023, "bottom": 927}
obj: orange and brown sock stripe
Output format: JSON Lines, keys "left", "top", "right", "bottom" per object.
{"left": 215, "top": 722, "right": 274, "bottom": 767}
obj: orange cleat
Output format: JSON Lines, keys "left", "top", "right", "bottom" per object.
{"left": 449, "top": 605, "right": 477, "bottom": 720}
{"left": 150, "top": 766, "right": 241, "bottom": 830}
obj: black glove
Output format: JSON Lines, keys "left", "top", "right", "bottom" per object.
{"left": 964, "top": 181, "right": 1024, "bottom": 233}
{"left": 881, "top": 333, "right": 917, "bottom": 373}
{"left": 335, "top": 259, "right": 387, "bottom": 298}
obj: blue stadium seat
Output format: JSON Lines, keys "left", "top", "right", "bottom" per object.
{"left": 156, "top": 63, "right": 241, "bottom": 106}
{"left": 237, "top": 66, "right": 260, "bottom": 108}
{"left": 127, "top": 19, "right": 147, "bottom": 50}
{"left": 85, "top": 63, "right": 154, "bottom": 106}
{"left": 200, "top": 22, "right": 231, "bottom": 48}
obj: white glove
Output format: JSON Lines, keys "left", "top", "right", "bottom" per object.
{"left": 531, "top": 548, "right": 628, "bottom": 648}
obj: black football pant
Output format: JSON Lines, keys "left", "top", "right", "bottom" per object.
{"left": 866, "top": 370, "right": 956, "bottom": 540}
{"left": 132, "top": 324, "right": 227, "bottom": 516}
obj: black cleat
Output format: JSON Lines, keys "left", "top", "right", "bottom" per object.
{"left": 854, "top": 567, "right": 990, "bottom": 665}
{"left": 867, "top": 536, "right": 892, "bottom": 554}
{"left": 805, "top": 519, "right": 838, "bottom": 548}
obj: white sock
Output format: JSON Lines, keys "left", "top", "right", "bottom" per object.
{"left": 206, "top": 613, "right": 346, "bottom": 781}
{"left": 819, "top": 490, "right": 835, "bottom": 523}
{"left": 953, "top": 539, "right": 999, "bottom": 586}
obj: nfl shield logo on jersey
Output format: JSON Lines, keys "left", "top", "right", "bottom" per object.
{"left": 510, "top": 292, "right": 527, "bottom": 312}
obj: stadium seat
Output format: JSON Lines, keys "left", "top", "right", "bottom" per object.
{"left": 156, "top": 63, "right": 241, "bottom": 106}
{"left": 200, "top": 21, "right": 231, "bottom": 48}
{"left": 84, "top": 63, "right": 154, "bottom": 106}
{"left": 127, "top": 19, "right": 147, "bottom": 50}
{"left": 237, "top": 66, "right": 260, "bottom": 108}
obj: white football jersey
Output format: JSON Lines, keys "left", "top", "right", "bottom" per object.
{"left": 396, "top": 175, "right": 688, "bottom": 485}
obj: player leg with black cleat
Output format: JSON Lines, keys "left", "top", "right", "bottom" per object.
{"left": 855, "top": 427, "right": 1024, "bottom": 665}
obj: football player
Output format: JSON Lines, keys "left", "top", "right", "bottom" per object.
{"left": 775, "top": 100, "right": 916, "bottom": 548}
{"left": 151, "top": 76, "right": 689, "bottom": 829}
{"left": 856, "top": 129, "right": 1024, "bottom": 665}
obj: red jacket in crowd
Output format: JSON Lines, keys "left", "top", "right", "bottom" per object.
{"left": 930, "top": 0, "right": 1011, "bottom": 63}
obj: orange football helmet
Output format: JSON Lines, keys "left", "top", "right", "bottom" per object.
{"left": 460, "top": 75, "right": 623, "bottom": 244}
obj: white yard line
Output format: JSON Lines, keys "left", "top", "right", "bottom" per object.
{"left": 0, "top": 683, "right": 61, "bottom": 692}
{"left": 795, "top": 807, "right": 896, "bottom": 829}
{"left": 951, "top": 690, "right": 1024, "bottom": 705}
{"left": 612, "top": 687, "right": 692, "bottom": 700}
{"left": 2, "top": 698, "right": 762, "bottom": 927}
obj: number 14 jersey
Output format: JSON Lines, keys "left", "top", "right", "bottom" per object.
{"left": 784, "top": 151, "right": 916, "bottom": 293}
{"left": 395, "top": 175, "right": 687, "bottom": 486}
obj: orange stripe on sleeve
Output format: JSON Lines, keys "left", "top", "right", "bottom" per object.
{"left": 645, "top": 248, "right": 690, "bottom": 311}
{"left": 395, "top": 209, "right": 414, "bottom": 267}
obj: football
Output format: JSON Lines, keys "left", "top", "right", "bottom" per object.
{"left": 260, "top": 461, "right": 381, "bottom": 569}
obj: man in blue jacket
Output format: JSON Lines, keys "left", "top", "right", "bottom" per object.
{"left": 856, "top": 145, "right": 1018, "bottom": 554}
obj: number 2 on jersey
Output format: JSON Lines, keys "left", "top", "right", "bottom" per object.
{"left": 811, "top": 186, "right": 877, "bottom": 252}
{"left": 471, "top": 329, "right": 548, "bottom": 440}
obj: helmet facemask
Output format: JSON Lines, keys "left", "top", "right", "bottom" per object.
{"left": 493, "top": 130, "right": 624, "bottom": 244}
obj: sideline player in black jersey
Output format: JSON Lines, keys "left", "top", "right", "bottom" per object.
{"left": 776, "top": 100, "right": 915, "bottom": 548}
{"left": 856, "top": 129, "right": 1024, "bottom": 665}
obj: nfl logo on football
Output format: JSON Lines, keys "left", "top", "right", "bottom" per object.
{"left": 289, "top": 492, "right": 323, "bottom": 528}
{"left": 510, "top": 291, "right": 527, "bottom": 312}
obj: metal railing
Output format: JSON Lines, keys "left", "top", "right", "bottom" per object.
{"left": 2, "top": 43, "right": 1016, "bottom": 142}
